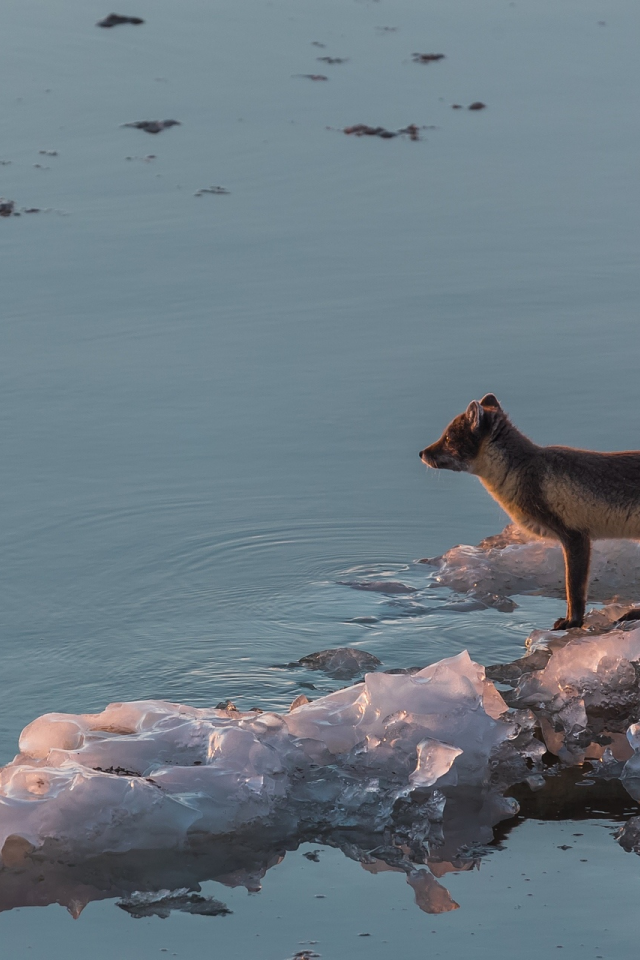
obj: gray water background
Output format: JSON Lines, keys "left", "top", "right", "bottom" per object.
{"left": 2, "top": 0, "right": 640, "bottom": 955}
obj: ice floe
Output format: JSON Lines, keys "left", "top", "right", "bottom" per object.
{"left": 0, "top": 652, "right": 527, "bottom": 867}
{"left": 424, "top": 523, "right": 640, "bottom": 605}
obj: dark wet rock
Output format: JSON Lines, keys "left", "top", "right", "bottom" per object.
{"left": 303, "top": 850, "right": 320, "bottom": 861}
{"left": 117, "top": 890, "right": 231, "bottom": 919}
{"left": 295, "top": 74, "right": 329, "bottom": 81}
{"left": 122, "top": 120, "right": 181, "bottom": 134}
{"left": 317, "top": 57, "right": 348, "bottom": 64}
{"left": 297, "top": 648, "right": 382, "bottom": 679}
{"left": 215, "top": 700, "right": 239, "bottom": 712}
{"left": 412, "top": 53, "right": 445, "bottom": 63}
{"left": 97, "top": 14, "right": 144, "bottom": 28}
{"left": 194, "top": 186, "right": 230, "bottom": 196}
{"left": 485, "top": 649, "right": 552, "bottom": 685}
{"left": 23, "top": 208, "right": 41, "bottom": 214}
{"left": 343, "top": 124, "right": 422, "bottom": 141}
{"left": 340, "top": 579, "right": 416, "bottom": 594}
{"left": 0, "top": 199, "right": 15, "bottom": 217}
{"left": 39, "top": 150, "right": 58, "bottom": 156}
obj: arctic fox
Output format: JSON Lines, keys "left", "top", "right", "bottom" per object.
{"left": 419, "top": 394, "right": 640, "bottom": 629}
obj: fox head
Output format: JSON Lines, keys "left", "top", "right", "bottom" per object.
{"left": 419, "top": 394, "right": 503, "bottom": 472}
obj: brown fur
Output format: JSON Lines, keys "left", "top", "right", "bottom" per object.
{"left": 419, "top": 395, "right": 640, "bottom": 629}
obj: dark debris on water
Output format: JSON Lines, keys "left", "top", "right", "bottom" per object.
{"left": 452, "top": 101, "right": 487, "bottom": 110}
{"left": 194, "top": 186, "right": 230, "bottom": 196}
{"left": 343, "top": 124, "right": 422, "bottom": 140}
{"left": 122, "top": 119, "right": 181, "bottom": 134}
{"left": 412, "top": 53, "right": 445, "bottom": 63}
{"left": 97, "top": 14, "right": 144, "bottom": 28}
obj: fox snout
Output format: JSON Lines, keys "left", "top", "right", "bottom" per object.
{"left": 419, "top": 445, "right": 439, "bottom": 467}
{"left": 419, "top": 441, "right": 467, "bottom": 472}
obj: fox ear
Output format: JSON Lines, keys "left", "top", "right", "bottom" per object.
{"left": 466, "top": 400, "right": 484, "bottom": 432}
{"left": 480, "top": 394, "right": 501, "bottom": 410}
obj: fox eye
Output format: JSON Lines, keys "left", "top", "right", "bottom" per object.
{"left": 444, "top": 434, "right": 450, "bottom": 444}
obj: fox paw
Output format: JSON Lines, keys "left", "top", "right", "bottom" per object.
{"left": 552, "top": 617, "right": 583, "bottom": 631}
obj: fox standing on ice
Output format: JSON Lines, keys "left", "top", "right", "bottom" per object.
{"left": 419, "top": 394, "right": 640, "bottom": 630}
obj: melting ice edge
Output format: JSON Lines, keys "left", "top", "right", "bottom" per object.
{"left": 5, "top": 525, "right": 640, "bottom": 917}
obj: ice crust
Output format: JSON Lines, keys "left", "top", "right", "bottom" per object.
{"left": 0, "top": 652, "right": 524, "bottom": 863}
{"left": 427, "top": 523, "right": 640, "bottom": 604}
{"left": 4, "top": 612, "right": 640, "bottom": 882}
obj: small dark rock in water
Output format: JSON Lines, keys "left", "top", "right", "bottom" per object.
{"left": 295, "top": 74, "right": 329, "bottom": 81}
{"left": 23, "top": 208, "right": 41, "bottom": 214}
{"left": 451, "top": 104, "right": 463, "bottom": 110}
{"left": 39, "top": 150, "right": 58, "bottom": 156}
{"left": 194, "top": 185, "right": 230, "bottom": 196}
{"left": 303, "top": 850, "right": 321, "bottom": 861}
{"left": 412, "top": 53, "right": 445, "bottom": 63}
{"left": 117, "top": 891, "right": 231, "bottom": 919}
{"left": 345, "top": 615, "right": 379, "bottom": 625}
{"left": 97, "top": 14, "right": 144, "bottom": 27}
{"left": 340, "top": 579, "right": 417, "bottom": 594}
{"left": 317, "top": 57, "right": 348, "bottom": 64}
{"left": 298, "top": 648, "right": 382, "bottom": 679}
{"left": 292, "top": 952, "right": 320, "bottom": 960}
{"left": 0, "top": 199, "right": 16, "bottom": 217}
{"left": 122, "top": 119, "right": 181, "bottom": 134}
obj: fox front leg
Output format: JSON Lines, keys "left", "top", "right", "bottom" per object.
{"left": 553, "top": 531, "right": 591, "bottom": 630}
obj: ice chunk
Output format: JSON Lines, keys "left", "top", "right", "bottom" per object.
{"left": 495, "top": 612, "right": 640, "bottom": 762}
{"left": 427, "top": 524, "right": 640, "bottom": 602}
{"left": 0, "top": 653, "right": 517, "bottom": 865}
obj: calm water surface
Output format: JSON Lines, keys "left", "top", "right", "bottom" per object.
{"left": 2, "top": 0, "right": 640, "bottom": 955}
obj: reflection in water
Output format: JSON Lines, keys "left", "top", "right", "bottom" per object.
{"left": 0, "top": 770, "right": 636, "bottom": 918}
